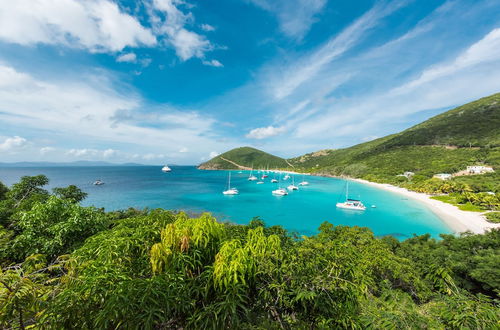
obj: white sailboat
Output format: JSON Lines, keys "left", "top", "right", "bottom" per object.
{"left": 272, "top": 173, "right": 288, "bottom": 196}
{"left": 298, "top": 174, "right": 309, "bottom": 186}
{"left": 336, "top": 182, "right": 366, "bottom": 210}
{"left": 271, "top": 170, "right": 278, "bottom": 183}
{"left": 248, "top": 166, "right": 258, "bottom": 181}
{"left": 223, "top": 172, "right": 239, "bottom": 195}
{"left": 287, "top": 175, "right": 298, "bottom": 190}
{"left": 161, "top": 165, "right": 171, "bottom": 172}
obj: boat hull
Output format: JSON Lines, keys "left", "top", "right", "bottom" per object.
{"left": 336, "top": 202, "right": 366, "bottom": 211}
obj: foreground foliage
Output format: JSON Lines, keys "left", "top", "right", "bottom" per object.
{"left": 0, "top": 176, "right": 499, "bottom": 329}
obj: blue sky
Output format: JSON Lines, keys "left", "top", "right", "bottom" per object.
{"left": 1, "top": 0, "right": 500, "bottom": 164}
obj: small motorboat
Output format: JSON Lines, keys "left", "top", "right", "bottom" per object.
{"left": 93, "top": 180, "right": 104, "bottom": 186}
{"left": 161, "top": 165, "right": 171, "bottom": 172}
{"left": 271, "top": 179, "right": 278, "bottom": 183}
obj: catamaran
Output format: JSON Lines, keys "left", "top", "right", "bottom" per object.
{"left": 287, "top": 175, "right": 299, "bottom": 190}
{"left": 272, "top": 173, "right": 288, "bottom": 195}
{"left": 336, "top": 182, "right": 366, "bottom": 210}
{"left": 223, "top": 172, "right": 239, "bottom": 195}
{"left": 161, "top": 165, "right": 171, "bottom": 172}
{"left": 298, "top": 174, "right": 309, "bottom": 186}
{"left": 270, "top": 171, "right": 278, "bottom": 183}
{"left": 248, "top": 167, "right": 258, "bottom": 181}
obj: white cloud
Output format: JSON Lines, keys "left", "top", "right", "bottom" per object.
{"left": 246, "top": 126, "right": 286, "bottom": 139}
{"left": 0, "top": 136, "right": 27, "bottom": 152}
{"left": 40, "top": 146, "right": 55, "bottom": 155}
{"left": 0, "top": 63, "right": 232, "bottom": 163}
{"left": 150, "top": 0, "right": 215, "bottom": 61}
{"left": 0, "top": 0, "right": 156, "bottom": 52}
{"left": 66, "top": 148, "right": 97, "bottom": 157}
{"left": 116, "top": 52, "right": 137, "bottom": 63}
{"left": 103, "top": 148, "right": 118, "bottom": 158}
{"left": 179, "top": 147, "right": 188, "bottom": 153}
{"left": 202, "top": 59, "right": 224, "bottom": 67}
{"left": 209, "top": 151, "right": 219, "bottom": 158}
{"left": 248, "top": 0, "right": 327, "bottom": 39}
{"left": 200, "top": 24, "right": 215, "bottom": 32}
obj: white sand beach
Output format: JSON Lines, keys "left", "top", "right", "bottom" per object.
{"left": 352, "top": 178, "right": 500, "bottom": 234}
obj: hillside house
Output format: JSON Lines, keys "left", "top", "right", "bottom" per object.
{"left": 466, "top": 166, "right": 494, "bottom": 174}
{"left": 433, "top": 173, "right": 452, "bottom": 180}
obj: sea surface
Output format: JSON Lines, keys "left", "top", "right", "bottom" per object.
{"left": 0, "top": 166, "right": 452, "bottom": 239}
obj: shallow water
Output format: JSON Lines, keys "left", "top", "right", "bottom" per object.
{"left": 0, "top": 166, "right": 452, "bottom": 239}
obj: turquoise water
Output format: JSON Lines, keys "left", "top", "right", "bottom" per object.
{"left": 0, "top": 166, "right": 452, "bottom": 239}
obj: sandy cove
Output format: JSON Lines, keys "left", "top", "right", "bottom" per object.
{"left": 351, "top": 178, "right": 500, "bottom": 234}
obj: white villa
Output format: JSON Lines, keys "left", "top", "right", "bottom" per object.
{"left": 397, "top": 171, "right": 415, "bottom": 179}
{"left": 433, "top": 173, "right": 452, "bottom": 180}
{"left": 466, "top": 166, "right": 494, "bottom": 174}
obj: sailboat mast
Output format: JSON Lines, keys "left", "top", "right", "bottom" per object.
{"left": 346, "top": 182, "right": 349, "bottom": 200}
{"left": 228, "top": 172, "right": 231, "bottom": 189}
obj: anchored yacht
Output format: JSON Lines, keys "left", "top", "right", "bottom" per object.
{"left": 336, "top": 183, "right": 366, "bottom": 211}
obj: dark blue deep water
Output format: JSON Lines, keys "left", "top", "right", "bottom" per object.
{"left": 0, "top": 166, "right": 452, "bottom": 239}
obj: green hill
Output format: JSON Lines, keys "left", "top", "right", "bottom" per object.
{"left": 289, "top": 93, "right": 500, "bottom": 190}
{"left": 384, "top": 93, "right": 500, "bottom": 148}
{"left": 198, "top": 146, "right": 289, "bottom": 170}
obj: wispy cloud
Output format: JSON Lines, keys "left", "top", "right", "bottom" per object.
{"left": 200, "top": 24, "right": 216, "bottom": 32}
{"left": 295, "top": 26, "right": 500, "bottom": 140}
{"left": 392, "top": 28, "right": 500, "bottom": 95}
{"left": 247, "top": 0, "right": 327, "bottom": 40}
{"left": 202, "top": 59, "right": 224, "bottom": 67}
{"left": 268, "top": 0, "right": 409, "bottom": 100}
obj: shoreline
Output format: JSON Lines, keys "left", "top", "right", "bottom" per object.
{"left": 199, "top": 167, "right": 498, "bottom": 234}
{"left": 350, "top": 178, "right": 500, "bottom": 234}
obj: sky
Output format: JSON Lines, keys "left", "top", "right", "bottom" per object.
{"left": 1, "top": 0, "right": 500, "bottom": 165}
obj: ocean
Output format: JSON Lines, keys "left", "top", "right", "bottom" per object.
{"left": 0, "top": 165, "right": 452, "bottom": 239}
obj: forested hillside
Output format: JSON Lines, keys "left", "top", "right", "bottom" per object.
{"left": 290, "top": 93, "right": 500, "bottom": 178}
{"left": 198, "top": 146, "right": 289, "bottom": 169}
{"left": 0, "top": 176, "right": 499, "bottom": 328}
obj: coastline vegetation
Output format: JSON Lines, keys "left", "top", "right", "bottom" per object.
{"left": 0, "top": 175, "right": 499, "bottom": 328}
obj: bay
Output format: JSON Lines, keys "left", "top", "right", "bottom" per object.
{"left": 0, "top": 165, "right": 452, "bottom": 239}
